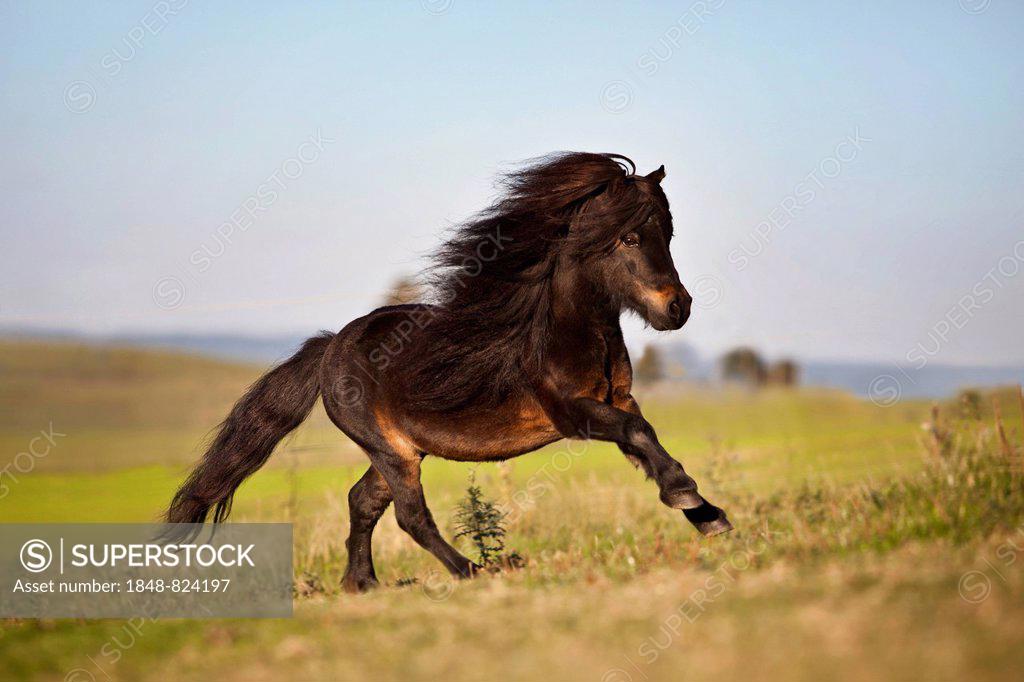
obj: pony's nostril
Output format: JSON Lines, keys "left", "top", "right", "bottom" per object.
{"left": 669, "top": 300, "right": 681, "bottom": 321}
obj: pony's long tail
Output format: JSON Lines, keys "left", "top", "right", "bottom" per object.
{"left": 165, "top": 331, "right": 333, "bottom": 526}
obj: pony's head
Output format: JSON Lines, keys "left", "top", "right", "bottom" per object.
{"left": 572, "top": 161, "right": 690, "bottom": 330}
{"left": 432, "top": 152, "right": 691, "bottom": 331}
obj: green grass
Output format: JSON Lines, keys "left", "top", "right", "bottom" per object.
{"left": 1, "top": 340, "right": 1023, "bottom": 681}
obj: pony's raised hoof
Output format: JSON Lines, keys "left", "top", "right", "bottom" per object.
{"left": 683, "top": 503, "right": 734, "bottom": 537}
{"left": 695, "top": 514, "right": 734, "bottom": 537}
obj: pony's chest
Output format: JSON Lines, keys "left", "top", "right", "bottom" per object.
{"left": 567, "top": 345, "right": 619, "bottom": 403}
{"left": 549, "top": 325, "right": 626, "bottom": 403}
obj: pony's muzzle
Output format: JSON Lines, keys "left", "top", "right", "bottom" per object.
{"left": 667, "top": 293, "right": 691, "bottom": 328}
{"left": 642, "top": 285, "right": 690, "bottom": 330}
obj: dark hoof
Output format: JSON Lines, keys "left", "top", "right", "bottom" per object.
{"left": 694, "top": 514, "right": 734, "bottom": 537}
{"left": 683, "top": 503, "right": 734, "bottom": 537}
{"left": 660, "top": 486, "right": 703, "bottom": 510}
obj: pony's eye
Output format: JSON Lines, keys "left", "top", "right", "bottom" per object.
{"left": 621, "top": 232, "right": 640, "bottom": 248}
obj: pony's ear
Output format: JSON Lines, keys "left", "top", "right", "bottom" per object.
{"left": 646, "top": 165, "right": 666, "bottom": 183}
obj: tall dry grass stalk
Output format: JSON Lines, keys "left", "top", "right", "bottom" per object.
{"left": 991, "top": 394, "right": 1023, "bottom": 486}
{"left": 992, "top": 397, "right": 1014, "bottom": 459}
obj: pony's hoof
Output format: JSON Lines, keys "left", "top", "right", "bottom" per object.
{"left": 341, "top": 574, "right": 380, "bottom": 593}
{"left": 694, "top": 514, "right": 734, "bottom": 537}
{"left": 660, "top": 487, "right": 703, "bottom": 510}
{"left": 683, "top": 503, "right": 734, "bottom": 537}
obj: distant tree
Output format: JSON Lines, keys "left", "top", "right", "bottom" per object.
{"left": 957, "top": 389, "right": 983, "bottom": 420}
{"left": 382, "top": 275, "right": 424, "bottom": 306}
{"left": 721, "top": 347, "right": 767, "bottom": 387}
{"left": 767, "top": 359, "right": 799, "bottom": 387}
{"left": 634, "top": 345, "right": 665, "bottom": 385}
{"left": 657, "top": 341, "right": 701, "bottom": 381}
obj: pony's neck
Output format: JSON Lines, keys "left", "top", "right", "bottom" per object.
{"left": 550, "top": 262, "right": 620, "bottom": 330}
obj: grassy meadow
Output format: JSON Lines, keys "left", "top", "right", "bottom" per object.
{"left": 1, "top": 339, "right": 1023, "bottom": 681}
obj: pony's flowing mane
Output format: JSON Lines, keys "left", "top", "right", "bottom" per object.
{"left": 404, "top": 152, "right": 667, "bottom": 412}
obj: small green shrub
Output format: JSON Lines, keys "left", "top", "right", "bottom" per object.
{"left": 453, "top": 472, "right": 508, "bottom": 566}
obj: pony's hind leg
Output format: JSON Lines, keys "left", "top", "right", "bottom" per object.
{"left": 366, "top": 438, "right": 480, "bottom": 579}
{"left": 318, "top": 329, "right": 478, "bottom": 581}
{"left": 341, "top": 465, "right": 392, "bottom": 593}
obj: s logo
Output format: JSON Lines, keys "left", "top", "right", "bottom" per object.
{"left": 20, "top": 539, "right": 52, "bottom": 573}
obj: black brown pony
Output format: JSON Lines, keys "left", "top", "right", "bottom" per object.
{"left": 166, "top": 152, "right": 732, "bottom": 592}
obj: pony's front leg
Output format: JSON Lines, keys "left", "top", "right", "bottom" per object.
{"left": 620, "top": 437, "right": 733, "bottom": 535}
{"left": 545, "top": 396, "right": 703, "bottom": 507}
{"left": 614, "top": 396, "right": 733, "bottom": 536}
{"left": 542, "top": 394, "right": 731, "bottom": 536}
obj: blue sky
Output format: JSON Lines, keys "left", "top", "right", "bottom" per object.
{"left": 2, "top": 1, "right": 1022, "bottom": 365}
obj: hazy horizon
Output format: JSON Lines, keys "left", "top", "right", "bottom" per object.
{"left": 3, "top": 1, "right": 1023, "bottom": 366}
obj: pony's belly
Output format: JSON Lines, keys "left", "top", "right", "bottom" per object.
{"left": 407, "top": 403, "right": 562, "bottom": 462}
{"left": 430, "top": 433, "right": 563, "bottom": 462}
